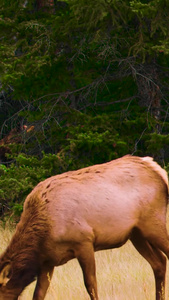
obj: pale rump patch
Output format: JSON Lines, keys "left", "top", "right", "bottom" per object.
{"left": 142, "top": 157, "right": 168, "bottom": 187}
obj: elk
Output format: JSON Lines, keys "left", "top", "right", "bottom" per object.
{"left": 0, "top": 155, "right": 168, "bottom": 300}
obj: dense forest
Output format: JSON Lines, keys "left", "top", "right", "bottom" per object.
{"left": 0, "top": 0, "right": 169, "bottom": 218}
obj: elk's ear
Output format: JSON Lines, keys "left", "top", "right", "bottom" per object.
{"left": 0, "top": 263, "right": 12, "bottom": 286}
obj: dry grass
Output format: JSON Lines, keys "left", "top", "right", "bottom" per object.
{"left": 0, "top": 223, "right": 169, "bottom": 300}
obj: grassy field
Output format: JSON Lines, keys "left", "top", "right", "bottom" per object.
{"left": 0, "top": 224, "right": 169, "bottom": 300}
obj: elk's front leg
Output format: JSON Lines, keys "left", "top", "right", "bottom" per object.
{"left": 33, "top": 265, "right": 54, "bottom": 300}
{"left": 75, "top": 242, "right": 98, "bottom": 300}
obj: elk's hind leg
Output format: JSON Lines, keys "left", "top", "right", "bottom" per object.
{"left": 75, "top": 242, "right": 98, "bottom": 300}
{"left": 131, "top": 228, "right": 166, "bottom": 300}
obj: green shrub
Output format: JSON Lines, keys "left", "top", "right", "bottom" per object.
{"left": 0, "top": 153, "right": 67, "bottom": 217}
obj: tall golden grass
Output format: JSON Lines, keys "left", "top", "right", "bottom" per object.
{"left": 0, "top": 223, "right": 169, "bottom": 300}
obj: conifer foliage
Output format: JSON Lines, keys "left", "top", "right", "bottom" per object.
{"left": 0, "top": 0, "right": 169, "bottom": 217}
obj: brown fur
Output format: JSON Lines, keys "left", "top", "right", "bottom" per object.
{"left": 0, "top": 155, "right": 168, "bottom": 300}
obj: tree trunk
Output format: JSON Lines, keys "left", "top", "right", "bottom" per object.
{"left": 136, "top": 64, "right": 161, "bottom": 125}
{"left": 135, "top": 63, "right": 164, "bottom": 162}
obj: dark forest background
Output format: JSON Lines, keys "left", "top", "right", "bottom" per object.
{"left": 0, "top": 0, "right": 169, "bottom": 218}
